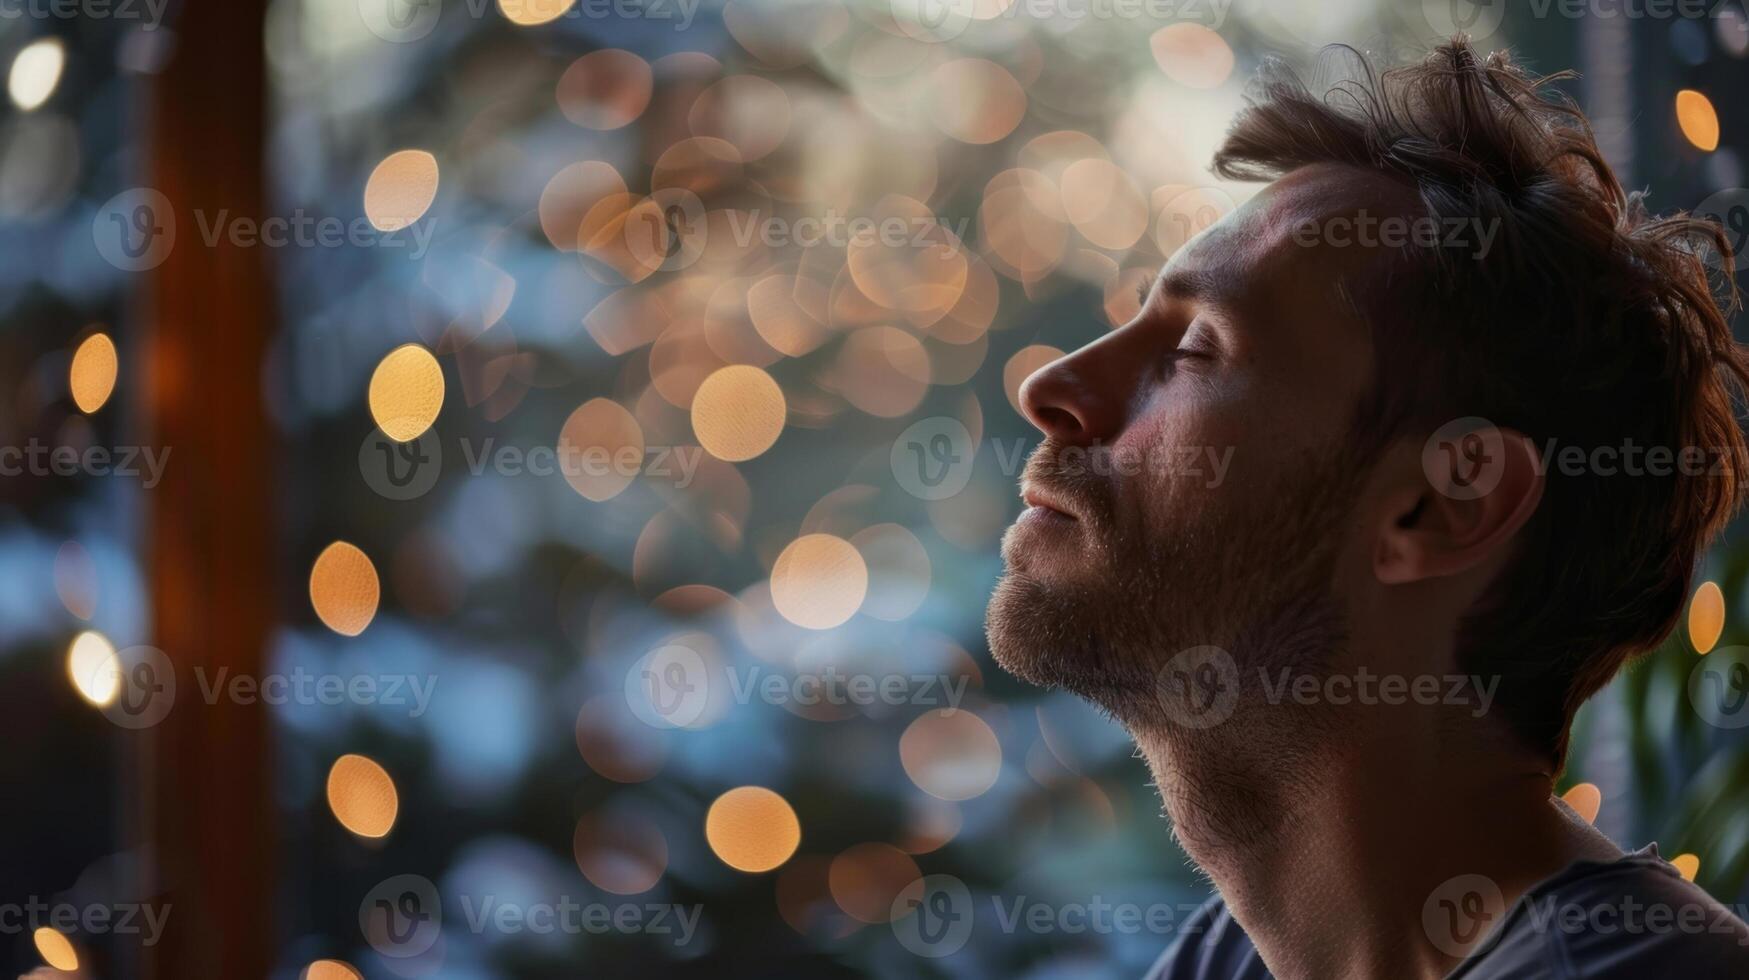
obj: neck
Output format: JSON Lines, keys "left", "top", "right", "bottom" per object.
{"left": 1134, "top": 696, "right": 1618, "bottom": 980}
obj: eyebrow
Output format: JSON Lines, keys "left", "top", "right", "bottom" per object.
{"left": 1150, "top": 267, "right": 1229, "bottom": 306}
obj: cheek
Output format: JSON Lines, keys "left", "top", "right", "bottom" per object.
{"left": 1253, "top": 334, "right": 1370, "bottom": 449}
{"left": 1119, "top": 395, "right": 1251, "bottom": 474}
{"left": 1110, "top": 409, "right": 1249, "bottom": 523}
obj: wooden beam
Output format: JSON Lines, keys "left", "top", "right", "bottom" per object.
{"left": 142, "top": 1, "right": 276, "bottom": 976}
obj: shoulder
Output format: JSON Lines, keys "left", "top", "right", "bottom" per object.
{"left": 1455, "top": 850, "right": 1749, "bottom": 979}
{"left": 1143, "top": 894, "right": 1272, "bottom": 980}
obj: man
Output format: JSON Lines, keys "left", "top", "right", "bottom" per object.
{"left": 985, "top": 37, "right": 1749, "bottom": 979}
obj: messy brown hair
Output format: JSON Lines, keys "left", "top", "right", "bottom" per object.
{"left": 1212, "top": 37, "right": 1749, "bottom": 767}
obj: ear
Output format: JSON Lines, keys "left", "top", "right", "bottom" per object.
{"left": 1375, "top": 423, "right": 1544, "bottom": 585}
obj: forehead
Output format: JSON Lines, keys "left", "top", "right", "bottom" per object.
{"left": 1172, "top": 163, "right": 1424, "bottom": 307}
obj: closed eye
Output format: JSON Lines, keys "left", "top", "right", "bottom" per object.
{"left": 1167, "top": 323, "right": 1218, "bottom": 366}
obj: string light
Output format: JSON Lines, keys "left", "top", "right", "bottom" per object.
{"left": 1689, "top": 581, "right": 1725, "bottom": 655}
{"left": 1676, "top": 89, "right": 1720, "bottom": 152}
{"left": 8, "top": 38, "right": 64, "bottom": 111}
{"left": 301, "top": 960, "right": 362, "bottom": 980}
{"left": 66, "top": 630, "right": 119, "bottom": 707}
{"left": 770, "top": 534, "right": 868, "bottom": 630}
{"left": 1562, "top": 782, "right": 1602, "bottom": 825}
{"left": 326, "top": 754, "right": 399, "bottom": 839}
{"left": 309, "top": 541, "right": 380, "bottom": 637}
{"left": 691, "top": 364, "right": 786, "bottom": 462}
{"left": 1671, "top": 853, "right": 1701, "bottom": 882}
{"left": 69, "top": 332, "right": 118, "bottom": 414}
{"left": 706, "top": 786, "right": 801, "bottom": 872}
{"left": 368, "top": 343, "right": 444, "bottom": 442}
{"left": 32, "top": 927, "right": 77, "bottom": 971}
{"left": 363, "top": 150, "right": 439, "bottom": 232}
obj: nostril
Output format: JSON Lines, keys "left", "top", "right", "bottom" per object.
{"left": 1034, "top": 405, "right": 1081, "bottom": 437}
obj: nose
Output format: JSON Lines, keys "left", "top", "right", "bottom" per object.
{"left": 1017, "top": 331, "right": 1140, "bottom": 445}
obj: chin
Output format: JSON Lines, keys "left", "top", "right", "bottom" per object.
{"left": 984, "top": 569, "right": 1056, "bottom": 685}
{"left": 984, "top": 567, "right": 1153, "bottom": 712}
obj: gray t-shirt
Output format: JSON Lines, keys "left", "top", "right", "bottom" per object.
{"left": 1147, "top": 846, "right": 1749, "bottom": 979}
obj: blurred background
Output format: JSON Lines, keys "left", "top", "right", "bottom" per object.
{"left": 2, "top": 0, "right": 1748, "bottom": 977}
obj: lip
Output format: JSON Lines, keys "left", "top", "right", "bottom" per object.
{"left": 1021, "top": 484, "right": 1077, "bottom": 521}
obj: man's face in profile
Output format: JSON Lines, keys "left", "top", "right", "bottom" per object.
{"left": 986, "top": 164, "right": 1395, "bottom": 730}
